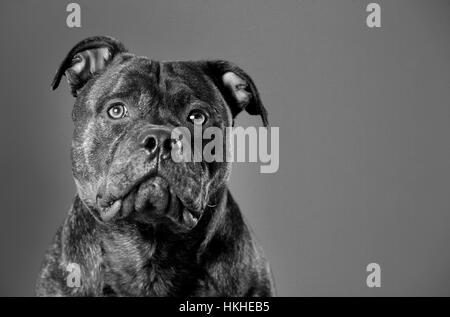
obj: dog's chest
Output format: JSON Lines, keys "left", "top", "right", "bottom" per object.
{"left": 98, "top": 228, "right": 203, "bottom": 296}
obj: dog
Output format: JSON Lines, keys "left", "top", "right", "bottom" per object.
{"left": 36, "top": 36, "right": 274, "bottom": 296}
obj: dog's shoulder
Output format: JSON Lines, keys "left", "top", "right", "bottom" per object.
{"left": 36, "top": 196, "right": 104, "bottom": 296}
{"left": 197, "top": 189, "right": 275, "bottom": 296}
{"left": 36, "top": 225, "right": 65, "bottom": 296}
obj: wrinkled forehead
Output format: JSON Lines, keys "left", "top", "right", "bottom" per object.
{"left": 84, "top": 56, "right": 159, "bottom": 107}
{"left": 160, "top": 61, "right": 221, "bottom": 103}
{"left": 85, "top": 56, "right": 222, "bottom": 107}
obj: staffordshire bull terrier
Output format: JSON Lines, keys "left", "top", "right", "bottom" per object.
{"left": 36, "top": 36, "right": 274, "bottom": 296}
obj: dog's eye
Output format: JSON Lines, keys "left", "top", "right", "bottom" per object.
{"left": 107, "top": 103, "right": 128, "bottom": 119}
{"left": 188, "top": 110, "right": 207, "bottom": 125}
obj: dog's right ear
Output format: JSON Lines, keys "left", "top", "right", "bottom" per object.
{"left": 51, "top": 36, "right": 127, "bottom": 97}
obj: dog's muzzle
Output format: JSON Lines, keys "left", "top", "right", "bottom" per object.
{"left": 93, "top": 126, "right": 199, "bottom": 228}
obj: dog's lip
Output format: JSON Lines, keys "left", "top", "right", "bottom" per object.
{"left": 97, "top": 200, "right": 122, "bottom": 222}
{"left": 96, "top": 174, "right": 201, "bottom": 224}
{"left": 96, "top": 173, "right": 158, "bottom": 221}
{"left": 97, "top": 172, "right": 157, "bottom": 208}
{"left": 187, "top": 207, "right": 201, "bottom": 220}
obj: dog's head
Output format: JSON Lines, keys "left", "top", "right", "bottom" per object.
{"left": 52, "top": 36, "right": 268, "bottom": 229}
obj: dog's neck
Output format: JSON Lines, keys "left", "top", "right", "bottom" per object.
{"left": 63, "top": 186, "right": 241, "bottom": 296}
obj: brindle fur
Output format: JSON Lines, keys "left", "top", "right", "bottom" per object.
{"left": 36, "top": 36, "right": 274, "bottom": 296}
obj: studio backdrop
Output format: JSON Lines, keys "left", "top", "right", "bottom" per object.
{"left": 1, "top": 0, "right": 450, "bottom": 296}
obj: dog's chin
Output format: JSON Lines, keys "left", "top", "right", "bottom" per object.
{"left": 97, "top": 176, "right": 200, "bottom": 229}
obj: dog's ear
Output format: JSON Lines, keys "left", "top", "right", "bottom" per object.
{"left": 51, "top": 36, "right": 127, "bottom": 97}
{"left": 204, "top": 60, "right": 268, "bottom": 126}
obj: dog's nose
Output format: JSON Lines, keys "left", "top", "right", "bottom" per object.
{"left": 140, "top": 128, "right": 173, "bottom": 159}
{"left": 143, "top": 135, "right": 158, "bottom": 154}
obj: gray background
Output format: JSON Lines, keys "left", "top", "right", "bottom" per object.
{"left": 1, "top": 0, "right": 449, "bottom": 296}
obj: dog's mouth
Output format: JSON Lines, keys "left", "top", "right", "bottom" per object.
{"left": 96, "top": 175, "right": 201, "bottom": 228}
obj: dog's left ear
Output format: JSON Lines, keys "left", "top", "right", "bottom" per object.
{"left": 204, "top": 60, "right": 268, "bottom": 126}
